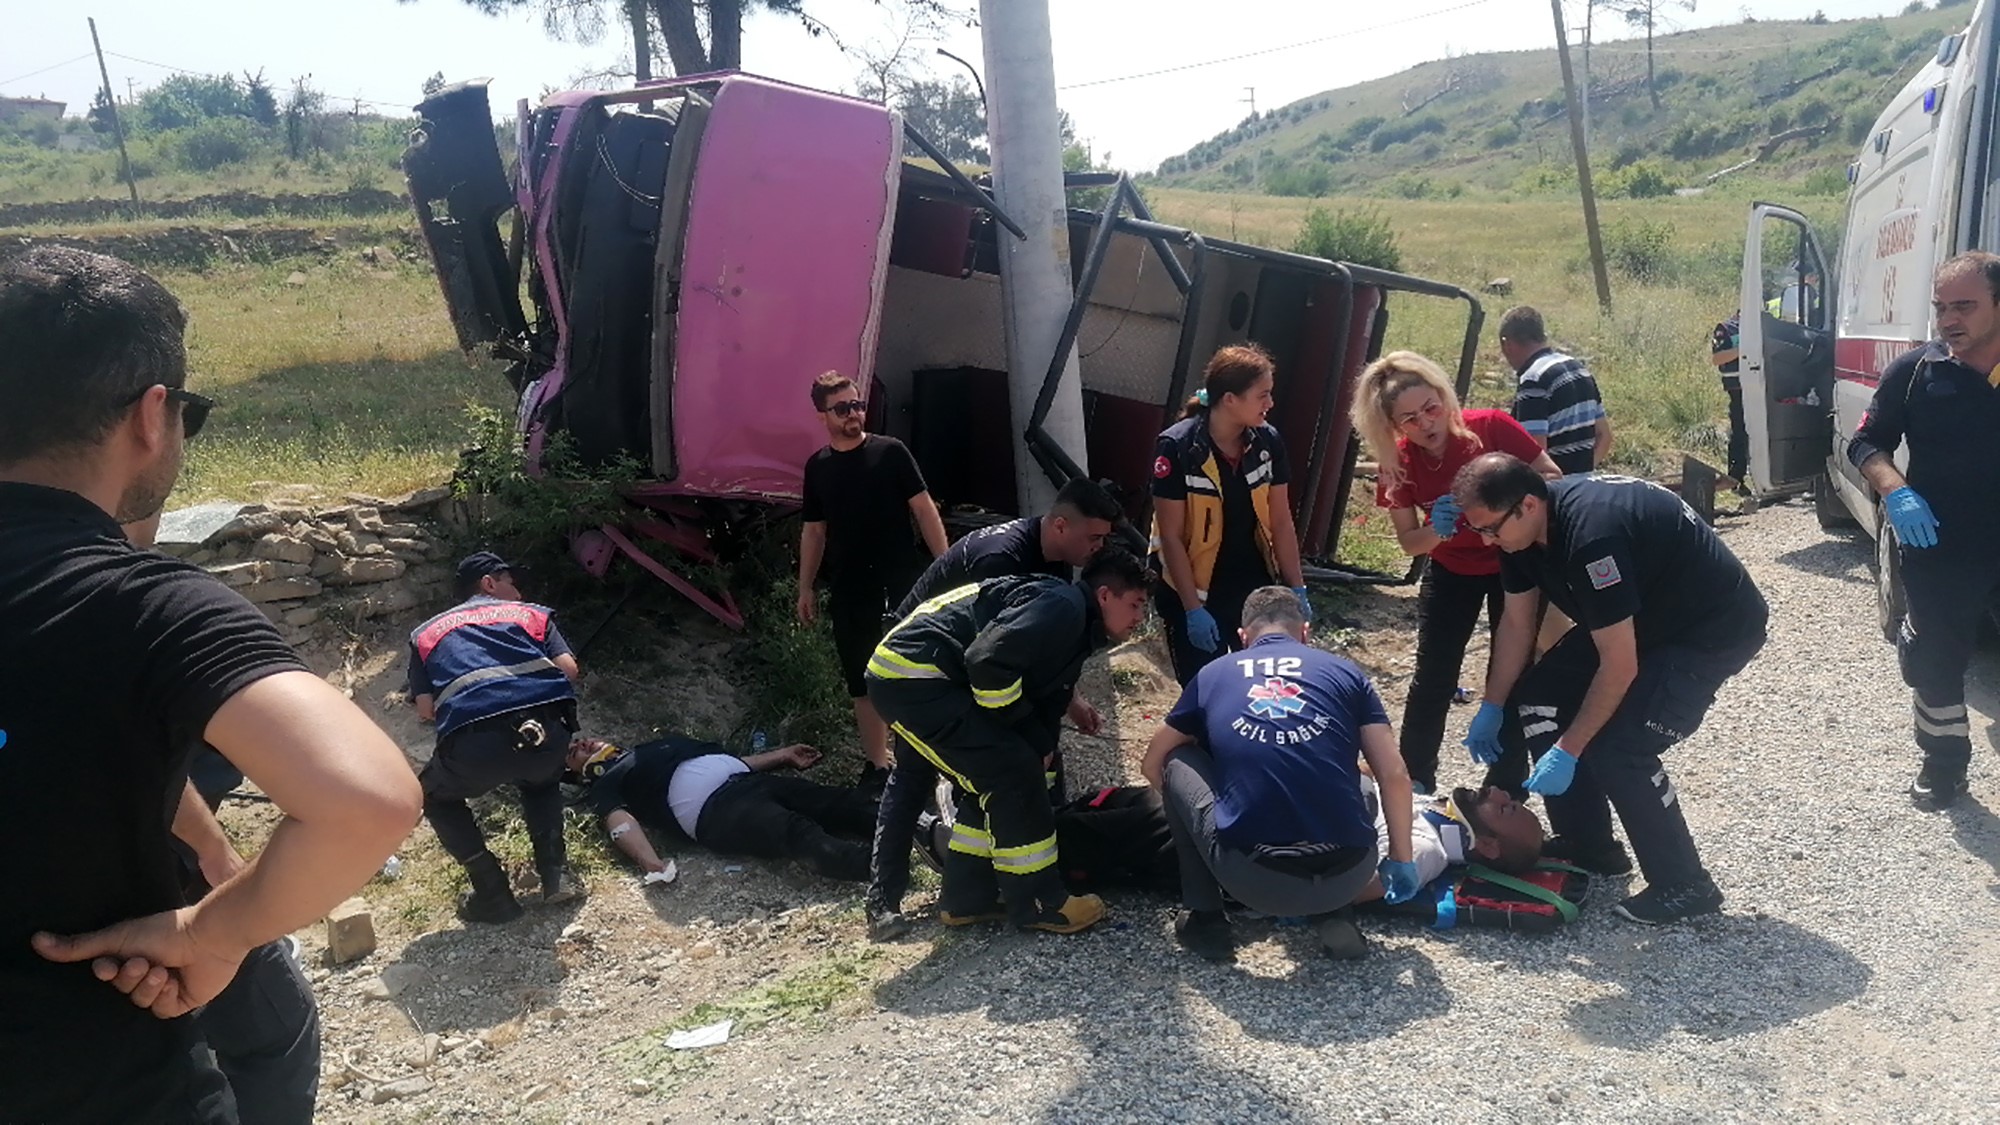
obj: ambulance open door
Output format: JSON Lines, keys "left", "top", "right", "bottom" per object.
{"left": 1738, "top": 202, "right": 1835, "bottom": 496}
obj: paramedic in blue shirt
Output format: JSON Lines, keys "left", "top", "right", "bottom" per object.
{"left": 1142, "top": 585, "right": 1420, "bottom": 963}
{"left": 408, "top": 552, "right": 583, "bottom": 925}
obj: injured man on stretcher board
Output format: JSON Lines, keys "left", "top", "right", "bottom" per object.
{"left": 1349, "top": 772, "right": 1545, "bottom": 903}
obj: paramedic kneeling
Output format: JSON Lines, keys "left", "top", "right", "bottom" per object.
{"left": 1454, "top": 453, "right": 1767, "bottom": 926}
{"left": 1143, "top": 586, "right": 1420, "bottom": 963}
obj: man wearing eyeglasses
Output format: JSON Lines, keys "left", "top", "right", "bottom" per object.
{"left": 0, "top": 248, "right": 421, "bottom": 1122}
{"left": 797, "top": 371, "right": 949, "bottom": 790}
{"left": 1452, "top": 453, "right": 1766, "bottom": 926}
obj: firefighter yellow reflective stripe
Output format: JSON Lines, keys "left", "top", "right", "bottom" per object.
{"left": 948, "top": 822, "right": 994, "bottom": 857}
{"left": 1044, "top": 771, "right": 1059, "bottom": 790}
{"left": 880, "top": 582, "right": 982, "bottom": 644}
{"left": 890, "top": 722, "right": 979, "bottom": 795}
{"left": 972, "top": 678, "right": 1023, "bottom": 709}
{"left": 991, "top": 835, "right": 1059, "bottom": 875}
{"left": 866, "top": 645, "right": 946, "bottom": 681}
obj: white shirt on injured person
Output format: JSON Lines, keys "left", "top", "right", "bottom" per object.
{"left": 1361, "top": 776, "right": 1463, "bottom": 888}
{"left": 667, "top": 754, "right": 751, "bottom": 838}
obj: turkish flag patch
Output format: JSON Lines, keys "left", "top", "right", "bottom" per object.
{"left": 1154, "top": 455, "right": 1172, "bottom": 479}
{"left": 1585, "top": 556, "right": 1622, "bottom": 590}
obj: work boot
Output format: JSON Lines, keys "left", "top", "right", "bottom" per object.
{"left": 1314, "top": 906, "right": 1368, "bottom": 960}
{"left": 1911, "top": 761, "right": 1969, "bottom": 810}
{"left": 1612, "top": 877, "right": 1723, "bottom": 926}
{"left": 1021, "top": 893, "right": 1105, "bottom": 935}
{"left": 1541, "top": 835, "right": 1634, "bottom": 877}
{"left": 539, "top": 863, "right": 585, "bottom": 906}
{"left": 458, "top": 851, "right": 524, "bottom": 925}
{"left": 867, "top": 907, "right": 914, "bottom": 941}
{"left": 1174, "top": 909, "right": 1235, "bottom": 962}
{"left": 939, "top": 902, "right": 1008, "bottom": 927}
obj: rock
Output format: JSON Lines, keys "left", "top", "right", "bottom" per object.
{"left": 240, "top": 576, "right": 322, "bottom": 603}
{"left": 325, "top": 898, "right": 376, "bottom": 964}
{"left": 688, "top": 941, "right": 717, "bottom": 960}
{"left": 392, "top": 486, "right": 452, "bottom": 511}
{"left": 301, "top": 524, "right": 341, "bottom": 553}
{"left": 523, "top": 1083, "right": 553, "bottom": 1104}
{"left": 406, "top": 1033, "right": 440, "bottom": 1070}
{"left": 383, "top": 538, "right": 429, "bottom": 563}
{"left": 363, "top": 962, "right": 428, "bottom": 1001}
{"left": 209, "top": 510, "right": 287, "bottom": 545}
{"left": 367, "top": 1077, "right": 432, "bottom": 1104}
{"left": 340, "top": 585, "right": 423, "bottom": 620}
{"left": 252, "top": 533, "right": 315, "bottom": 565}
{"left": 1483, "top": 276, "right": 1513, "bottom": 295}
{"left": 335, "top": 530, "right": 380, "bottom": 554}
{"left": 282, "top": 606, "right": 321, "bottom": 627}
{"left": 336, "top": 556, "right": 407, "bottom": 585}
{"left": 310, "top": 554, "right": 340, "bottom": 578}
{"left": 560, "top": 923, "right": 588, "bottom": 942}
{"left": 214, "top": 541, "right": 247, "bottom": 562}
{"left": 185, "top": 549, "right": 216, "bottom": 566}
{"left": 439, "top": 1036, "right": 470, "bottom": 1053}
{"left": 208, "top": 562, "right": 263, "bottom": 588}
{"left": 259, "top": 561, "right": 312, "bottom": 579}
{"left": 155, "top": 500, "right": 251, "bottom": 550}
{"left": 347, "top": 507, "right": 384, "bottom": 533}
{"left": 360, "top": 543, "right": 389, "bottom": 556}
{"left": 283, "top": 271, "right": 308, "bottom": 287}
{"left": 377, "top": 522, "right": 424, "bottom": 540}
{"left": 628, "top": 1079, "right": 654, "bottom": 1095}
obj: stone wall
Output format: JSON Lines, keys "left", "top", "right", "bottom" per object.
{"left": 156, "top": 488, "right": 459, "bottom": 648}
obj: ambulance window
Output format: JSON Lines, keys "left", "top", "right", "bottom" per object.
{"left": 1757, "top": 220, "right": 1826, "bottom": 330}
{"left": 1936, "top": 33, "right": 1962, "bottom": 67}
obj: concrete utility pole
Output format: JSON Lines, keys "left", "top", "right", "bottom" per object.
{"left": 979, "top": 0, "right": 1087, "bottom": 515}
{"left": 1551, "top": 0, "right": 1612, "bottom": 312}
{"left": 88, "top": 18, "right": 141, "bottom": 213}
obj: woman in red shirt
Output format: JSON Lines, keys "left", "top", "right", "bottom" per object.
{"left": 1352, "top": 351, "right": 1561, "bottom": 793}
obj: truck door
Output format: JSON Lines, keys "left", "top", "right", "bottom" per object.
{"left": 1738, "top": 203, "right": 1834, "bottom": 495}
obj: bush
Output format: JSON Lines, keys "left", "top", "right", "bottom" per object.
{"left": 1485, "top": 120, "right": 1522, "bottom": 147}
{"left": 1803, "top": 165, "right": 1850, "bottom": 195}
{"left": 1368, "top": 114, "right": 1445, "bottom": 153}
{"left": 171, "top": 118, "right": 259, "bottom": 172}
{"left": 1292, "top": 206, "right": 1401, "bottom": 271}
{"left": 1264, "top": 161, "right": 1333, "bottom": 198}
{"left": 1601, "top": 160, "right": 1679, "bottom": 199}
{"left": 1339, "top": 115, "right": 1387, "bottom": 149}
{"left": 1603, "top": 218, "right": 1676, "bottom": 281}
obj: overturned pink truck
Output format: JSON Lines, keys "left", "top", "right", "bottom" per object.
{"left": 402, "top": 73, "right": 1483, "bottom": 627}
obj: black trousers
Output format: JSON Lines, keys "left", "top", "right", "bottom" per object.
{"left": 1154, "top": 573, "right": 1269, "bottom": 686}
{"left": 1400, "top": 562, "right": 1504, "bottom": 792}
{"left": 695, "top": 772, "right": 878, "bottom": 881}
{"left": 1722, "top": 381, "right": 1749, "bottom": 484}
{"left": 1899, "top": 539, "right": 2000, "bottom": 773}
{"left": 867, "top": 731, "right": 938, "bottom": 913}
{"left": 868, "top": 678, "right": 1065, "bottom": 923}
{"left": 197, "top": 941, "right": 320, "bottom": 1124}
{"left": 420, "top": 701, "right": 574, "bottom": 872}
{"left": 1499, "top": 627, "right": 1763, "bottom": 889}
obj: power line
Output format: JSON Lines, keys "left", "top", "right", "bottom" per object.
{"left": 1055, "top": 0, "right": 1503, "bottom": 92}
{"left": 0, "top": 53, "right": 95, "bottom": 89}
{"left": 104, "top": 50, "right": 407, "bottom": 109}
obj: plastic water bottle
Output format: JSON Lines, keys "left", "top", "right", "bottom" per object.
{"left": 751, "top": 730, "right": 768, "bottom": 752}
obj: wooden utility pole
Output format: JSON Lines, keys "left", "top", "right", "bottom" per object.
{"left": 87, "top": 18, "right": 141, "bottom": 213}
{"left": 1551, "top": 0, "right": 1611, "bottom": 312}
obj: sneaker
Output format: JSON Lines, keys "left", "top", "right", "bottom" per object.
{"left": 456, "top": 887, "right": 525, "bottom": 925}
{"left": 1911, "top": 762, "right": 1969, "bottom": 809}
{"left": 1314, "top": 907, "right": 1368, "bottom": 960}
{"left": 1541, "top": 835, "right": 1634, "bottom": 877}
{"left": 939, "top": 903, "right": 1008, "bottom": 927}
{"left": 1173, "top": 910, "right": 1235, "bottom": 962}
{"left": 1022, "top": 894, "right": 1105, "bottom": 935}
{"left": 1612, "top": 878, "right": 1723, "bottom": 925}
{"left": 867, "top": 908, "right": 914, "bottom": 941}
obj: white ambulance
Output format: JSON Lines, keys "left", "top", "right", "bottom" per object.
{"left": 1738, "top": 0, "right": 1998, "bottom": 641}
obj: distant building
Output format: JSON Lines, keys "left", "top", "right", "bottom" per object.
{"left": 0, "top": 96, "right": 65, "bottom": 125}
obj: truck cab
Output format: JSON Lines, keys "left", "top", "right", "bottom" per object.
{"left": 1739, "top": 0, "right": 1999, "bottom": 639}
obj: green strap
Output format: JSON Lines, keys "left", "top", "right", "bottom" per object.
{"left": 1463, "top": 863, "right": 1581, "bottom": 923}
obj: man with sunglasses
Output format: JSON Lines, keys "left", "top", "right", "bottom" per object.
{"left": 1453, "top": 453, "right": 1766, "bottom": 926}
{"left": 797, "top": 371, "right": 948, "bottom": 789}
{"left": 0, "top": 248, "right": 421, "bottom": 1122}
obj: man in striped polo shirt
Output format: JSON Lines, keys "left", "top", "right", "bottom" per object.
{"left": 1497, "top": 306, "right": 1614, "bottom": 475}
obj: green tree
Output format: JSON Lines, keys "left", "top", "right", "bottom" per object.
{"left": 244, "top": 70, "right": 280, "bottom": 127}
{"left": 896, "top": 77, "right": 986, "bottom": 164}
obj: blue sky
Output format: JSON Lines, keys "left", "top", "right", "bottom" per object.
{"left": 3, "top": 0, "right": 1933, "bottom": 172}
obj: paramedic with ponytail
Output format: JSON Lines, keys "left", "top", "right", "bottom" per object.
{"left": 1351, "top": 351, "right": 1560, "bottom": 794}
{"left": 1151, "top": 343, "right": 1309, "bottom": 684}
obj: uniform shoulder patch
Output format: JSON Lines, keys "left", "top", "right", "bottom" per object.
{"left": 1585, "top": 556, "right": 1622, "bottom": 590}
{"left": 1154, "top": 455, "right": 1172, "bottom": 479}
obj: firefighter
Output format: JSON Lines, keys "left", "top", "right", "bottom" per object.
{"left": 408, "top": 552, "right": 584, "bottom": 923}
{"left": 1455, "top": 454, "right": 1767, "bottom": 925}
{"left": 1849, "top": 251, "right": 2000, "bottom": 809}
{"left": 865, "top": 549, "right": 1151, "bottom": 934}
{"left": 1151, "top": 343, "right": 1311, "bottom": 685}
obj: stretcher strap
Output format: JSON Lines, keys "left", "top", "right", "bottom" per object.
{"left": 1463, "top": 863, "right": 1580, "bottom": 923}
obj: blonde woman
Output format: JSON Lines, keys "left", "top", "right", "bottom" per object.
{"left": 1352, "top": 351, "right": 1560, "bottom": 793}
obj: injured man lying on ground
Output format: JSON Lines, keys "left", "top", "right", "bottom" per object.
{"left": 1350, "top": 777, "right": 1545, "bottom": 902}
{"left": 566, "top": 735, "right": 879, "bottom": 881}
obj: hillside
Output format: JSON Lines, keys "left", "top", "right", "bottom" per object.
{"left": 1148, "top": 3, "right": 1973, "bottom": 199}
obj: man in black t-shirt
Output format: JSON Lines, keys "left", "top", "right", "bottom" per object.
{"left": 0, "top": 248, "right": 422, "bottom": 1123}
{"left": 566, "top": 736, "right": 877, "bottom": 881}
{"left": 1453, "top": 453, "right": 1766, "bottom": 927}
{"left": 797, "top": 371, "right": 948, "bottom": 786}
{"left": 866, "top": 478, "right": 1123, "bottom": 939}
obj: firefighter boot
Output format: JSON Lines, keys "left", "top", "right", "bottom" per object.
{"left": 1007, "top": 870, "right": 1104, "bottom": 934}
{"left": 937, "top": 840, "right": 1006, "bottom": 926}
{"left": 458, "top": 851, "right": 524, "bottom": 925}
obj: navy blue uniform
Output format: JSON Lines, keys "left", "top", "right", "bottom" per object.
{"left": 1849, "top": 343, "right": 2000, "bottom": 775}
{"left": 1496, "top": 475, "right": 1766, "bottom": 891}
{"left": 894, "top": 516, "right": 1063, "bottom": 620}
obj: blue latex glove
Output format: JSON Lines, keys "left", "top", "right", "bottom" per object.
{"left": 1525, "top": 746, "right": 1579, "bottom": 796}
{"left": 1462, "top": 701, "right": 1504, "bottom": 765}
{"left": 1292, "top": 585, "right": 1314, "bottom": 624}
{"left": 1428, "top": 492, "right": 1462, "bottom": 538}
{"left": 1183, "top": 606, "right": 1221, "bottom": 652}
{"left": 1885, "top": 486, "right": 1938, "bottom": 548}
{"left": 1379, "top": 858, "right": 1422, "bottom": 905}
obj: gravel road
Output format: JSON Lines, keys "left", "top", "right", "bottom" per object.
{"left": 308, "top": 498, "right": 2000, "bottom": 1123}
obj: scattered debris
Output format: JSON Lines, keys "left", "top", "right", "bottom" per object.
{"left": 665, "top": 1019, "right": 734, "bottom": 1051}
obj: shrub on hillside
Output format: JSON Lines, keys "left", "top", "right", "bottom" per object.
{"left": 1485, "top": 121, "right": 1522, "bottom": 147}
{"left": 171, "top": 118, "right": 260, "bottom": 172}
{"left": 1602, "top": 160, "right": 1679, "bottom": 199}
{"left": 1292, "top": 206, "right": 1401, "bottom": 271}
{"left": 1339, "top": 115, "right": 1387, "bottom": 149}
{"left": 1368, "top": 114, "right": 1445, "bottom": 153}
{"left": 1604, "top": 218, "right": 1676, "bottom": 281}
{"left": 1803, "top": 165, "right": 1850, "bottom": 195}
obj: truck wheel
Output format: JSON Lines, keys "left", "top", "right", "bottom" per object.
{"left": 1875, "top": 505, "right": 1908, "bottom": 645}
{"left": 1814, "top": 467, "right": 1856, "bottom": 530}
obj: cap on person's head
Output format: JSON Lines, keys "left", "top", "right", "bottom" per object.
{"left": 455, "top": 550, "right": 512, "bottom": 597}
